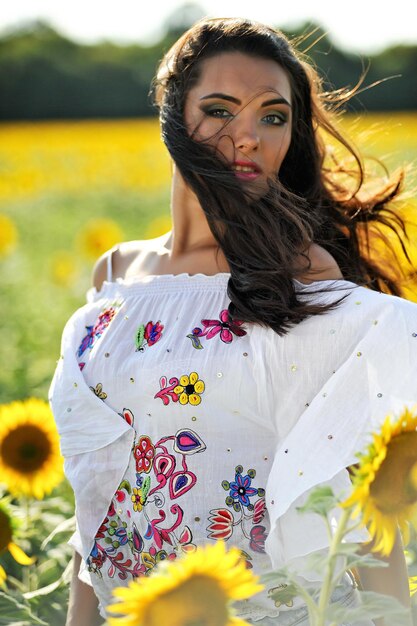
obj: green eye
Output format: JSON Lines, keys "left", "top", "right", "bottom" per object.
{"left": 204, "top": 107, "right": 231, "bottom": 118}
{"left": 263, "top": 113, "right": 287, "bottom": 125}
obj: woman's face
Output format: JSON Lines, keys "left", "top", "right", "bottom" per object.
{"left": 184, "top": 51, "right": 292, "bottom": 194}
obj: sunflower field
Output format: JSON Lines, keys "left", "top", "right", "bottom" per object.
{"left": 0, "top": 113, "right": 417, "bottom": 625}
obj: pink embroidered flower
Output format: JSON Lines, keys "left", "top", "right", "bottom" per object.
{"left": 144, "top": 321, "right": 164, "bottom": 346}
{"left": 198, "top": 309, "right": 247, "bottom": 344}
{"left": 207, "top": 508, "right": 234, "bottom": 540}
{"left": 252, "top": 498, "right": 266, "bottom": 524}
{"left": 134, "top": 436, "right": 155, "bottom": 473}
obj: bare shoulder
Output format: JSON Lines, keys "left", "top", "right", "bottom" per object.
{"left": 91, "top": 241, "right": 143, "bottom": 292}
{"left": 297, "top": 243, "right": 343, "bottom": 284}
{"left": 91, "top": 232, "right": 172, "bottom": 291}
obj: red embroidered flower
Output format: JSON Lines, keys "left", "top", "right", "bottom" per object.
{"left": 249, "top": 525, "right": 267, "bottom": 553}
{"left": 253, "top": 498, "right": 266, "bottom": 524}
{"left": 207, "top": 508, "right": 234, "bottom": 540}
{"left": 134, "top": 436, "right": 155, "bottom": 473}
{"left": 199, "top": 309, "right": 247, "bottom": 343}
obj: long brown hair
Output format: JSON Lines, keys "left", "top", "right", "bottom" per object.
{"left": 151, "top": 17, "right": 410, "bottom": 335}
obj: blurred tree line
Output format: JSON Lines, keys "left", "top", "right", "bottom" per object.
{"left": 0, "top": 2, "right": 416, "bottom": 121}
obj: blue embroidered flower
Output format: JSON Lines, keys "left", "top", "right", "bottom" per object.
{"left": 229, "top": 471, "right": 258, "bottom": 507}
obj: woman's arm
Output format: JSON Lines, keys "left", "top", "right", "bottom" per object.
{"left": 66, "top": 551, "right": 104, "bottom": 626}
{"left": 353, "top": 523, "right": 412, "bottom": 626}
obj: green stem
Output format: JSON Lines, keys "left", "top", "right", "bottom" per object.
{"left": 22, "top": 496, "right": 31, "bottom": 593}
{"left": 315, "top": 506, "right": 353, "bottom": 626}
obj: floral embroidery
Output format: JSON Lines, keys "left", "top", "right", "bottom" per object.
{"left": 222, "top": 466, "right": 264, "bottom": 511}
{"left": 118, "top": 408, "right": 134, "bottom": 427}
{"left": 207, "top": 465, "right": 266, "bottom": 555}
{"left": 173, "top": 372, "right": 205, "bottom": 406}
{"left": 135, "top": 320, "right": 164, "bottom": 352}
{"left": 87, "top": 427, "right": 205, "bottom": 580}
{"left": 77, "top": 307, "right": 117, "bottom": 357}
{"left": 187, "top": 308, "right": 247, "bottom": 349}
{"left": 89, "top": 382, "right": 107, "bottom": 400}
{"left": 155, "top": 372, "right": 205, "bottom": 406}
{"left": 267, "top": 585, "right": 294, "bottom": 608}
{"left": 134, "top": 437, "right": 155, "bottom": 473}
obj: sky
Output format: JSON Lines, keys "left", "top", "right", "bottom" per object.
{"left": 0, "top": 0, "right": 416, "bottom": 54}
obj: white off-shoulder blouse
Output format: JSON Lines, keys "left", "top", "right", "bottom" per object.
{"left": 48, "top": 258, "right": 417, "bottom": 621}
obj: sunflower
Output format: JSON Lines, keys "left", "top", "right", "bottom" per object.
{"left": 50, "top": 250, "right": 78, "bottom": 287}
{"left": 0, "top": 214, "right": 18, "bottom": 257}
{"left": 0, "top": 499, "right": 35, "bottom": 585}
{"left": 0, "top": 398, "right": 64, "bottom": 499}
{"left": 174, "top": 372, "right": 205, "bottom": 406}
{"left": 106, "top": 540, "right": 263, "bottom": 626}
{"left": 341, "top": 406, "right": 417, "bottom": 556}
{"left": 76, "top": 218, "right": 123, "bottom": 261}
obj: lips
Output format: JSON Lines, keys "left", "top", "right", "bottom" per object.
{"left": 231, "top": 160, "right": 262, "bottom": 181}
{"left": 232, "top": 160, "right": 262, "bottom": 173}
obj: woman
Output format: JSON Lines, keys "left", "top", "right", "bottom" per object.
{"left": 49, "top": 17, "right": 415, "bottom": 626}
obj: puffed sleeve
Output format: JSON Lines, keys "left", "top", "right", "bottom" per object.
{"left": 265, "top": 285, "right": 417, "bottom": 581}
{"left": 48, "top": 294, "right": 135, "bottom": 562}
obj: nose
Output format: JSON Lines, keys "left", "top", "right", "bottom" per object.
{"left": 234, "top": 119, "right": 260, "bottom": 152}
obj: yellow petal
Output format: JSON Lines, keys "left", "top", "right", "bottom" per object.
{"left": 8, "top": 542, "right": 36, "bottom": 565}
{"left": 179, "top": 375, "right": 189, "bottom": 386}
{"left": 0, "top": 563, "right": 7, "bottom": 585}
{"left": 189, "top": 394, "right": 201, "bottom": 406}
{"left": 179, "top": 393, "right": 189, "bottom": 405}
{"left": 194, "top": 380, "right": 205, "bottom": 393}
{"left": 189, "top": 372, "right": 199, "bottom": 385}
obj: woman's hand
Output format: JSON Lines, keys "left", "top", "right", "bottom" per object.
{"left": 355, "top": 525, "right": 412, "bottom": 626}
{"left": 66, "top": 551, "right": 104, "bottom": 626}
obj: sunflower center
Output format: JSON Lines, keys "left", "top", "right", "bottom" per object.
{"left": 1, "top": 425, "right": 52, "bottom": 473}
{"left": 0, "top": 509, "right": 13, "bottom": 552}
{"left": 370, "top": 431, "right": 417, "bottom": 513}
{"left": 144, "top": 575, "right": 229, "bottom": 626}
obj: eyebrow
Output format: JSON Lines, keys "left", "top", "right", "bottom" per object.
{"left": 199, "top": 92, "right": 292, "bottom": 108}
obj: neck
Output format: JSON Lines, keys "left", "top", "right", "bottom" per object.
{"left": 164, "top": 163, "right": 219, "bottom": 257}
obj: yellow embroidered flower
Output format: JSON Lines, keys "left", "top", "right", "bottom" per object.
{"left": 0, "top": 398, "right": 64, "bottom": 499}
{"left": 0, "top": 214, "right": 18, "bottom": 257}
{"left": 107, "top": 540, "right": 263, "bottom": 626}
{"left": 174, "top": 372, "right": 205, "bottom": 406}
{"left": 76, "top": 218, "right": 123, "bottom": 261}
{"left": 0, "top": 500, "right": 35, "bottom": 585}
{"left": 131, "top": 487, "right": 146, "bottom": 512}
{"left": 341, "top": 406, "right": 417, "bottom": 556}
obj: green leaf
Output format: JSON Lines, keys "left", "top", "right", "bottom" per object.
{"left": 295, "top": 486, "right": 339, "bottom": 518}
{"left": 345, "top": 553, "right": 390, "bottom": 569}
{"left": 325, "top": 590, "right": 412, "bottom": 625}
{"left": 0, "top": 591, "right": 48, "bottom": 625}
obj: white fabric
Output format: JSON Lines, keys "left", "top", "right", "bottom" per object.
{"left": 49, "top": 271, "right": 417, "bottom": 621}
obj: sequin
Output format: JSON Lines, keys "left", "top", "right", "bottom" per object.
{"left": 217, "top": 372, "right": 223, "bottom": 378}
{"left": 67, "top": 408, "right": 72, "bottom": 412}
{"left": 227, "top": 448, "right": 231, "bottom": 452}
{"left": 147, "top": 413, "right": 151, "bottom": 416}
{"left": 124, "top": 316, "right": 129, "bottom": 320}
{"left": 271, "top": 500, "right": 275, "bottom": 505}
{"left": 264, "top": 456, "right": 268, "bottom": 461}
{"left": 322, "top": 393, "right": 327, "bottom": 397}
{"left": 166, "top": 349, "right": 171, "bottom": 352}
{"left": 330, "top": 329, "right": 336, "bottom": 334}
{"left": 413, "top": 333, "right": 417, "bottom": 338}
{"left": 73, "top": 382, "right": 78, "bottom": 387}
{"left": 357, "top": 352, "right": 362, "bottom": 357}
{"left": 194, "top": 516, "right": 200, "bottom": 522}
{"left": 118, "top": 508, "right": 123, "bottom": 515}
{"left": 377, "top": 393, "right": 383, "bottom": 398}
{"left": 290, "top": 365, "right": 297, "bottom": 372}
{"left": 284, "top": 449, "right": 288, "bottom": 454}
{"left": 298, "top": 470, "right": 303, "bottom": 476}
{"left": 191, "top": 416, "right": 197, "bottom": 421}
{"left": 355, "top": 301, "right": 361, "bottom": 305}
{"left": 130, "top": 377, "right": 135, "bottom": 383}
{"left": 243, "top": 352, "right": 248, "bottom": 357}
{"left": 372, "top": 320, "right": 378, "bottom": 325}
{"left": 105, "top": 352, "right": 110, "bottom": 357}
{"left": 328, "top": 435, "right": 333, "bottom": 440}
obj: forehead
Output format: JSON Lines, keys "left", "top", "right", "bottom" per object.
{"left": 190, "top": 51, "right": 292, "bottom": 104}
